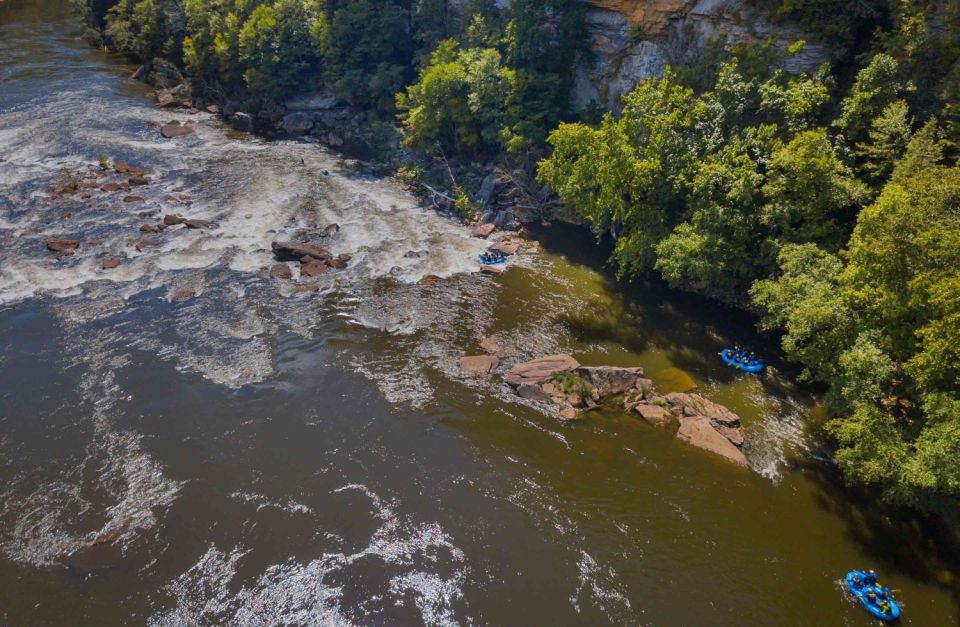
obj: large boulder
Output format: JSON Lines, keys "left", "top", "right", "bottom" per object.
{"left": 230, "top": 112, "right": 254, "bottom": 132}
{"left": 665, "top": 392, "right": 741, "bottom": 426}
{"left": 505, "top": 354, "right": 581, "bottom": 387}
{"left": 676, "top": 415, "right": 748, "bottom": 467}
{"left": 459, "top": 355, "right": 499, "bottom": 375}
{"left": 282, "top": 112, "right": 313, "bottom": 136}
{"left": 666, "top": 392, "right": 744, "bottom": 445}
{"left": 575, "top": 366, "right": 644, "bottom": 398}
{"left": 272, "top": 241, "right": 333, "bottom": 263}
{"left": 45, "top": 237, "right": 80, "bottom": 254}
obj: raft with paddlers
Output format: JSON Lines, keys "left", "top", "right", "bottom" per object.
{"left": 845, "top": 569, "right": 901, "bottom": 621}
{"left": 719, "top": 347, "right": 764, "bottom": 373}
{"left": 478, "top": 251, "right": 507, "bottom": 265}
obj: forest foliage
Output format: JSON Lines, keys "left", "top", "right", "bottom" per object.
{"left": 75, "top": 0, "right": 960, "bottom": 511}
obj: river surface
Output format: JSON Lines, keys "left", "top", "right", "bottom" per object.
{"left": 1, "top": 1, "right": 958, "bottom": 625}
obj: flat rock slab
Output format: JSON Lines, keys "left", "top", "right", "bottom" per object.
{"left": 471, "top": 223, "right": 496, "bottom": 238}
{"left": 459, "top": 355, "right": 499, "bottom": 375}
{"left": 634, "top": 402, "right": 674, "bottom": 426}
{"left": 300, "top": 260, "right": 329, "bottom": 278}
{"left": 505, "top": 354, "right": 581, "bottom": 387}
{"left": 676, "top": 415, "right": 748, "bottom": 467}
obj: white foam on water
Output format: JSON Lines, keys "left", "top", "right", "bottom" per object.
{"left": 153, "top": 483, "right": 468, "bottom": 626}
{"left": 0, "top": 326, "right": 184, "bottom": 566}
{"left": 230, "top": 491, "right": 313, "bottom": 516}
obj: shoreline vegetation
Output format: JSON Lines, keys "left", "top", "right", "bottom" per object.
{"left": 71, "top": 0, "right": 960, "bottom": 515}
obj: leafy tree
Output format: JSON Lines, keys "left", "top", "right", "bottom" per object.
{"left": 834, "top": 53, "right": 908, "bottom": 146}
{"left": 538, "top": 70, "right": 707, "bottom": 275}
{"left": 759, "top": 64, "right": 831, "bottom": 134}
{"left": 323, "top": 0, "right": 412, "bottom": 111}
{"left": 855, "top": 99, "right": 912, "bottom": 184}
{"left": 751, "top": 243, "right": 854, "bottom": 380}
{"left": 103, "top": 0, "right": 175, "bottom": 62}
{"left": 761, "top": 129, "right": 868, "bottom": 251}
{"left": 397, "top": 40, "right": 513, "bottom": 153}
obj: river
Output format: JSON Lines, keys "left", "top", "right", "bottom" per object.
{"left": 0, "top": 1, "right": 957, "bottom": 625}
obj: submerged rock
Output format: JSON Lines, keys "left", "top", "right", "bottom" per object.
{"left": 100, "top": 256, "right": 121, "bottom": 270}
{"left": 505, "top": 354, "right": 581, "bottom": 386}
{"left": 160, "top": 121, "right": 194, "bottom": 138}
{"left": 652, "top": 366, "right": 697, "bottom": 393}
{"left": 459, "top": 355, "right": 499, "bottom": 375}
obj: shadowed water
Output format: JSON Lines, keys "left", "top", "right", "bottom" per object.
{"left": 1, "top": 1, "right": 958, "bottom": 625}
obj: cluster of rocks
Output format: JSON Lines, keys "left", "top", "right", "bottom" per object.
{"left": 44, "top": 161, "right": 212, "bottom": 286}
{"left": 269, "top": 238, "right": 351, "bottom": 282}
{"left": 624, "top": 389, "right": 748, "bottom": 467}
{"left": 459, "top": 347, "right": 749, "bottom": 467}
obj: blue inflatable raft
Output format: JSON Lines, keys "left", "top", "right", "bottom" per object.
{"left": 845, "top": 570, "right": 901, "bottom": 622}
{"left": 478, "top": 253, "right": 507, "bottom": 265}
{"left": 719, "top": 348, "right": 764, "bottom": 373}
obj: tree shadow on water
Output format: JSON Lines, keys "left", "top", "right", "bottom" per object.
{"left": 531, "top": 222, "right": 790, "bottom": 386}
{"left": 799, "top": 456, "right": 960, "bottom": 607}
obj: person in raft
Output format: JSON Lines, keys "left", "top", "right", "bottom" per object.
{"left": 480, "top": 251, "right": 506, "bottom": 264}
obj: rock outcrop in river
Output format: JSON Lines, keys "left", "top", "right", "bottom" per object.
{"left": 480, "top": 352, "right": 751, "bottom": 467}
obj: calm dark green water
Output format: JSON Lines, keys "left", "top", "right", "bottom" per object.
{"left": 0, "top": 1, "right": 957, "bottom": 624}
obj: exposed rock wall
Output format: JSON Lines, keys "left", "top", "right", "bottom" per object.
{"left": 575, "top": 0, "right": 828, "bottom": 111}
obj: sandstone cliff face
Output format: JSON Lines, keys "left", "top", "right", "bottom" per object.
{"left": 575, "top": 0, "right": 827, "bottom": 111}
